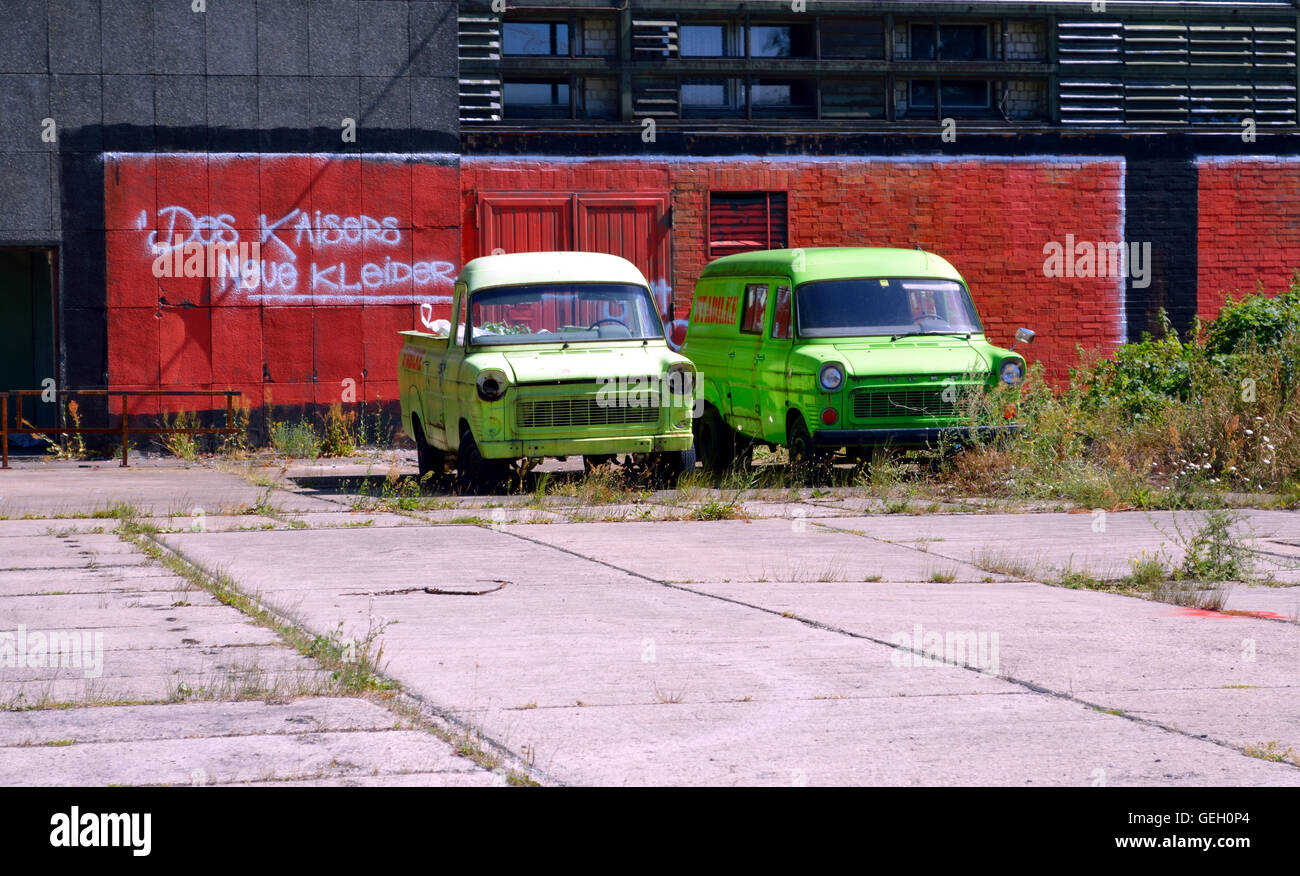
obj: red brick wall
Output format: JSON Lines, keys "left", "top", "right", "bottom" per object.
{"left": 1198, "top": 157, "right": 1300, "bottom": 317}
{"left": 102, "top": 153, "right": 460, "bottom": 413}
{"left": 464, "top": 157, "right": 1126, "bottom": 382}
{"left": 102, "top": 154, "right": 1127, "bottom": 409}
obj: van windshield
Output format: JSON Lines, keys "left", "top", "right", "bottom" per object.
{"left": 469, "top": 283, "right": 665, "bottom": 344}
{"left": 796, "top": 278, "right": 982, "bottom": 338}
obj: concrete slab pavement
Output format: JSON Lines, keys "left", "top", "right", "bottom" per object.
{"left": 0, "top": 519, "right": 495, "bottom": 786}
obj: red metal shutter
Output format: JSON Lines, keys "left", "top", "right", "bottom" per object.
{"left": 709, "top": 192, "right": 788, "bottom": 257}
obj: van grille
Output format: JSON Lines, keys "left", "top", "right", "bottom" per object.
{"left": 852, "top": 389, "right": 959, "bottom": 420}
{"left": 516, "top": 397, "right": 660, "bottom": 430}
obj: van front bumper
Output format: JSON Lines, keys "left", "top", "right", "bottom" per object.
{"left": 478, "top": 432, "right": 694, "bottom": 460}
{"left": 812, "top": 425, "right": 1023, "bottom": 449}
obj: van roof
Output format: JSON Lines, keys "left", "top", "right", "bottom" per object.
{"left": 459, "top": 251, "right": 651, "bottom": 291}
{"left": 698, "top": 247, "right": 964, "bottom": 285}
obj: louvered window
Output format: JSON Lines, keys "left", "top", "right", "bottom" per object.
{"left": 709, "top": 193, "right": 788, "bottom": 257}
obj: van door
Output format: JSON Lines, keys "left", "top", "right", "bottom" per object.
{"left": 756, "top": 282, "right": 795, "bottom": 444}
{"left": 441, "top": 286, "right": 470, "bottom": 449}
{"left": 726, "top": 280, "right": 771, "bottom": 437}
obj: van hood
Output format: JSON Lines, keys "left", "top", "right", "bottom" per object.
{"left": 498, "top": 345, "right": 684, "bottom": 384}
{"left": 828, "top": 338, "right": 993, "bottom": 378}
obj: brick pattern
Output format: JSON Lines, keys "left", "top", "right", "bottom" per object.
{"left": 581, "top": 15, "right": 618, "bottom": 57}
{"left": 1005, "top": 20, "right": 1047, "bottom": 61}
{"left": 1198, "top": 158, "right": 1300, "bottom": 316}
{"left": 463, "top": 158, "right": 1126, "bottom": 382}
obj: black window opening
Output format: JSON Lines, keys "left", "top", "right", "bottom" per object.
{"left": 821, "top": 78, "right": 887, "bottom": 119}
{"left": 750, "top": 79, "right": 816, "bottom": 118}
{"left": 910, "top": 23, "right": 990, "bottom": 61}
{"left": 909, "top": 79, "right": 993, "bottom": 116}
{"left": 709, "top": 192, "right": 789, "bottom": 258}
{"left": 503, "top": 21, "right": 571, "bottom": 56}
{"left": 749, "top": 22, "right": 815, "bottom": 58}
{"left": 682, "top": 78, "right": 746, "bottom": 117}
{"left": 819, "top": 17, "right": 886, "bottom": 60}
{"left": 503, "top": 80, "right": 574, "bottom": 119}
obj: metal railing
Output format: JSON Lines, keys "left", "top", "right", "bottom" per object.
{"left": 1, "top": 390, "right": 243, "bottom": 469}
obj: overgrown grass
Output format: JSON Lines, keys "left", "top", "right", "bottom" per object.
{"left": 938, "top": 283, "right": 1300, "bottom": 507}
{"left": 269, "top": 420, "right": 322, "bottom": 460}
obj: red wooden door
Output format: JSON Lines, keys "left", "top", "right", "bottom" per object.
{"left": 476, "top": 192, "right": 673, "bottom": 318}
{"left": 477, "top": 194, "right": 573, "bottom": 256}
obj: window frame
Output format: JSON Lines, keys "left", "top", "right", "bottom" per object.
{"left": 908, "top": 21, "right": 992, "bottom": 62}
{"left": 739, "top": 283, "right": 769, "bottom": 335}
{"left": 502, "top": 20, "right": 572, "bottom": 57}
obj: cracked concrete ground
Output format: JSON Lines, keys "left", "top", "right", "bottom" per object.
{"left": 2, "top": 457, "right": 1298, "bottom": 786}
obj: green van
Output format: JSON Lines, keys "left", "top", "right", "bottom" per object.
{"left": 680, "top": 247, "right": 1033, "bottom": 471}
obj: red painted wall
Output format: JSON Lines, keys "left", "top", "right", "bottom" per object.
{"left": 105, "top": 154, "right": 1127, "bottom": 408}
{"left": 103, "top": 153, "right": 460, "bottom": 413}
{"left": 463, "top": 157, "right": 1127, "bottom": 382}
{"left": 1198, "top": 157, "right": 1300, "bottom": 317}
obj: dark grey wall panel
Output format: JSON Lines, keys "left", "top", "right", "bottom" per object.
{"left": 310, "top": 0, "right": 361, "bottom": 76}
{"left": 206, "top": 0, "right": 259, "bottom": 76}
{"left": 258, "top": 0, "right": 310, "bottom": 76}
{"left": 309, "top": 76, "right": 362, "bottom": 149}
{"left": 154, "top": 1, "right": 208, "bottom": 75}
{"left": 51, "top": 75, "right": 103, "bottom": 151}
{"left": 0, "top": 75, "right": 51, "bottom": 150}
{"left": 207, "top": 75, "right": 260, "bottom": 133}
{"left": 2, "top": 0, "right": 50, "bottom": 74}
{"left": 101, "top": 74, "right": 154, "bottom": 148}
{"left": 408, "top": 1, "right": 455, "bottom": 78}
{"left": 101, "top": 0, "right": 154, "bottom": 74}
{"left": 359, "top": 0, "right": 409, "bottom": 78}
{"left": 49, "top": 0, "right": 101, "bottom": 74}
{"left": 0, "top": 153, "right": 53, "bottom": 237}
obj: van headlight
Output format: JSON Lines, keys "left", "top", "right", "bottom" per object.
{"left": 666, "top": 363, "right": 696, "bottom": 396}
{"left": 819, "top": 362, "right": 845, "bottom": 392}
{"left": 999, "top": 360, "right": 1025, "bottom": 386}
{"left": 476, "top": 369, "right": 508, "bottom": 402}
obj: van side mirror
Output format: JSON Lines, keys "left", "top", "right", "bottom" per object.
{"left": 1010, "top": 328, "right": 1035, "bottom": 351}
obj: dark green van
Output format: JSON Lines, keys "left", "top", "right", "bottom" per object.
{"left": 680, "top": 247, "right": 1033, "bottom": 471}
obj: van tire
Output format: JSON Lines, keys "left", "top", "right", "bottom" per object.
{"left": 457, "top": 427, "right": 509, "bottom": 494}
{"left": 787, "top": 414, "right": 830, "bottom": 484}
{"left": 413, "top": 416, "right": 445, "bottom": 483}
{"left": 652, "top": 443, "right": 697, "bottom": 486}
{"left": 694, "top": 405, "right": 736, "bottom": 473}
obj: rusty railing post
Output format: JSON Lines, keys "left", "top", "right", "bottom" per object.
{"left": 120, "top": 397, "right": 129, "bottom": 467}
{"left": 2, "top": 394, "right": 8, "bottom": 470}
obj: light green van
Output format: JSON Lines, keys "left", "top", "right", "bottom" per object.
{"left": 399, "top": 251, "right": 697, "bottom": 491}
{"left": 680, "top": 247, "right": 1033, "bottom": 471}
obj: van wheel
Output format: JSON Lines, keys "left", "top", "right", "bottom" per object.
{"left": 652, "top": 443, "right": 697, "bottom": 487}
{"left": 694, "top": 405, "right": 736, "bottom": 473}
{"left": 787, "top": 415, "right": 830, "bottom": 484}
{"left": 457, "top": 427, "right": 509, "bottom": 494}
{"left": 412, "top": 417, "right": 445, "bottom": 483}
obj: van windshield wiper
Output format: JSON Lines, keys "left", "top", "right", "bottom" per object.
{"left": 889, "top": 330, "right": 971, "bottom": 341}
